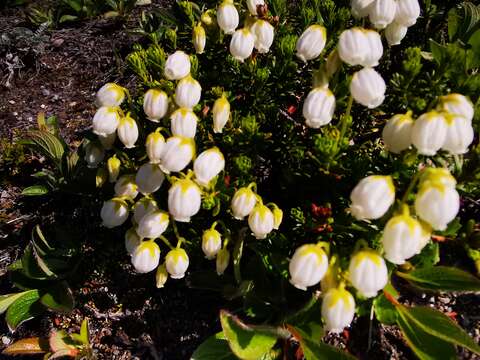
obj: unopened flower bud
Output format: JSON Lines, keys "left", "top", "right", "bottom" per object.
{"left": 231, "top": 187, "right": 257, "bottom": 219}
{"left": 101, "top": 198, "right": 129, "bottom": 228}
{"left": 168, "top": 178, "right": 202, "bottom": 222}
{"left": 230, "top": 28, "right": 255, "bottom": 62}
{"left": 348, "top": 250, "right": 388, "bottom": 297}
{"left": 202, "top": 228, "right": 222, "bottom": 259}
{"left": 170, "top": 108, "right": 198, "bottom": 138}
{"left": 137, "top": 210, "right": 169, "bottom": 239}
{"left": 135, "top": 163, "right": 165, "bottom": 194}
{"left": 194, "top": 147, "right": 225, "bottom": 187}
{"left": 164, "top": 50, "right": 191, "bottom": 80}
{"left": 411, "top": 111, "right": 447, "bottom": 156}
{"left": 143, "top": 89, "right": 169, "bottom": 122}
{"left": 322, "top": 286, "right": 355, "bottom": 333}
{"left": 117, "top": 113, "right": 139, "bottom": 149}
{"left": 217, "top": 0, "right": 239, "bottom": 34}
{"left": 289, "top": 244, "right": 329, "bottom": 290}
{"left": 96, "top": 167, "right": 108, "bottom": 188}
{"left": 131, "top": 240, "right": 160, "bottom": 273}
{"left": 156, "top": 263, "right": 168, "bottom": 288}
{"left": 302, "top": 87, "right": 336, "bottom": 128}
{"left": 107, "top": 155, "right": 121, "bottom": 182}
{"left": 216, "top": 247, "right": 230, "bottom": 275}
{"left": 92, "top": 106, "right": 121, "bottom": 136}
{"left": 350, "top": 68, "right": 386, "bottom": 108}
{"left": 296, "top": 25, "right": 327, "bottom": 62}
{"left": 165, "top": 248, "right": 189, "bottom": 279}
{"left": 114, "top": 175, "right": 139, "bottom": 199}
{"left": 96, "top": 83, "right": 125, "bottom": 107}
{"left": 175, "top": 76, "right": 202, "bottom": 109}
{"left": 272, "top": 206, "right": 283, "bottom": 230}
{"left": 350, "top": 175, "right": 395, "bottom": 220}
{"left": 160, "top": 136, "right": 195, "bottom": 173}
{"left": 212, "top": 96, "right": 230, "bottom": 133}
{"left": 382, "top": 112, "right": 414, "bottom": 153}
{"left": 193, "top": 23, "right": 206, "bottom": 54}
{"left": 146, "top": 129, "right": 166, "bottom": 164}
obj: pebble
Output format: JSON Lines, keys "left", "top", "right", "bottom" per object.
{"left": 2, "top": 336, "right": 11, "bottom": 345}
{"left": 439, "top": 297, "right": 450, "bottom": 304}
{"left": 8, "top": 100, "right": 15, "bottom": 104}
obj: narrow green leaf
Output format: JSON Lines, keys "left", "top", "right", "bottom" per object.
{"left": 399, "top": 305, "right": 480, "bottom": 355}
{"left": 220, "top": 310, "right": 278, "bottom": 360}
{"left": 80, "top": 318, "right": 90, "bottom": 345}
{"left": 397, "top": 266, "right": 480, "bottom": 292}
{"left": 6, "top": 290, "right": 43, "bottom": 331}
{"left": 191, "top": 332, "right": 237, "bottom": 360}
{"left": 0, "top": 292, "right": 29, "bottom": 315}
{"left": 397, "top": 311, "right": 456, "bottom": 360}
{"left": 40, "top": 282, "right": 75, "bottom": 313}
{"left": 21, "top": 185, "right": 49, "bottom": 196}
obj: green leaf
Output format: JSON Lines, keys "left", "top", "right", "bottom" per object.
{"left": 299, "top": 336, "right": 356, "bottom": 360}
{"left": 191, "top": 332, "right": 237, "bottom": 360}
{"left": 6, "top": 290, "right": 43, "bottom": 331}
{"left": 2, "top": 337, "right": 49, "bottom": 355}
{"left": 21, "top": 185, "right": 49, "bottom": 196}
{"left": 396, "top": 311, "right": 456, "bottom": 360}
{"left": 429, "top": 39, "right": 446, "bottom": 65}
{"left": 59, "top": 14, "right": 78, "bottom": 23}
{"left": 80, "top": 318, "right": 90, "bottom": 345}
{"left": 373, "top": 294, "right": 398, "bottom": 325}
{"left": 40, "top": 282, "right": 75, "bottom": 313}
{"left": 220, "top": 310, "right": 278, "bottom": 360}
{"left": 0, "top": 292, "right": 30, "bottom": 315}
{"left": 398, "top": 305, "right": 480, "bottom": 355}
{"left": 24, "top": 130, "right": 65, "bottom": 169}
{"left": 21, "top": 245, "right": 51, "bottom": 280}
{"left": 397, "top": 266, "right": 480, "bottom": 292}
{"left": 286, "top": 296, "right": 324, "bottom": 340}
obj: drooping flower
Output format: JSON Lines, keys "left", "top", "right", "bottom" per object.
{"left": 135, "top": 163, "right": 165, "bottom": 195}
{"left": 164, "top": 50, "right": 191, "bottom": 80}
{"left": 385, "top": 22, "right": 408, "bottom": 46}
{"left": 411, "top": 111, "right": 447, "bottom": 156}
{"left": 351, "top": 0, "right": 375, "bottom": 18}
{"left": 248, "top": 204, "right": 275, "bottom": 239}
{"left": 202, "top": 227, "right": 222, "bottom": 259}
{"left": 143, "top": 89, "right": 169, "bottom": 122}
{"left": 395, "top": 0, "right": 421, "bottom": 27}
{"left": 437, "top": 93, "right": 474, "bottom": 123}
{"left": 321, "top": 286, "right": 356, "bottom": 333}
{"left": 160, "top": 136, "right": 196, "bottom": 174}
{"left": 165, "top": 248, "right": 190, "bottom": 279}
{"left": 302, "top": 87, "right": 336, "bottom": 128}
{"left": 217, "top": 0, "right": 239, "bottom": 34}
{"left": 230, "top": 28, "right": 255, "bottom": 62}
{"left": 100, "top": 198, "right": 129, "bottom": 228}
{"left": 212, "top": 95, "right": 230, "bottom": 133}
{"left": 348, "top": 249, "right": 388, "bottom": 298}
{"left": 96, "top": 83, "right": 125, "bottom": 107}
{"left": 296, "top": 25, "right": 327, "bottom": 62}
{"left": 114, "top": 175, "right": 139, "bottom": 199}
{"left": 175, "top": 76, "right": 202, "bottom": 109}
{"left": 92, "top": 106, "right": 121, "bottom": 136}
{"left": 289, "top": 244, "right": 329, "bottom": 290}
{"left": 338, "top": 28, "right": 368, "bottom": 66}
{"left": 251, "top": 20, "right": 275, "bottom": 54}
{"left": 84, "top": 142, "right": 105, "bottom": 169}
{"left": 170, "top": 108, "right": 198, "bottom": 138}
{"left": 146, "top": 129, "right": 166, "bottom": 164}
{"left": 350, "top": 175, "right": 395, "bottom": 220}
{"left": 125, "top": 227, "right": 142, "bottom": 255}
{"left": 350, "top": 68, "right": 386, "bottom": 108}
{"left": 442, "top": 115, "right": 474, "bottom": 154}
{"left": 231, "top": 186, "right": 257, "bottom": 220}
{"left": 131, "top": 240, "right": 160, "bottom": 273}
{"left": 382, "top": 112, "right": 414, "bottom": 153}
{"left": 117, "top": 113, "right": 139, "bottom": 149}
{"left": 136, "top": 210, "right": 169, "bottom": 239}
{"left": 362, "top": 29, "right": 383, "bottom": 67}
{"left": 132, "top": 197, "right": 159, "bottom": 225}
{"left": 369, "top": 0, "right": 397, "bottom": 29}
{"left": 168, "top": 178, "right": 202, "bottom": 222}
{"left": 193, "top": 147, "right": 225, "bottom": 187}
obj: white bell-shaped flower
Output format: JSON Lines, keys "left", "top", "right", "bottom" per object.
{"left": 247, "top": 0, "right": 265, "bottom": 15}
{"left": 135, "top": 163, "right": 165, "bottom": 194}
{"left": 351, "top": 0, "right": 375, "bottom": 18}
{"left": 289, "top": 244, "right": 329, "bottom": 290}
{"left": 217, "top": 0, "right": 239, "bottom": 34}
{"left": 168, "top": 178, "right": 202, "bottom": 222}
{"left": 348, "top": 250, "right": 388, "bottom": 297}
{"left": 175, "top": 76, "right": 202, "bottom": 109}
{"left": 296, "top": 25, "right": 327, "bottom": 62}
{"left": 92, "top": 106, "right": 121, "bottom": 136}
{"left": 363, "top": 29, "right": 383, "bottom": 67}
{"left": 165, "top": 248, "right": 189, "bottom": 279}
{"left": 107, "top": 155, "right": 121, "bottom": 182}
{"left": 337, "top": 27, "right": 368, "bottom": 66}
{"left": 230, "top": 28, "right": 255, "bottom": 62}
{"left": 251, "top": 20, "right": 274, "bottom": 54}
{"left": 385, "top": 22, "right": 408, "bottom": 46}
{"left": 382, "top": 112, "right": 414, "bottom": 153}
{"left": 125, "top": 228, "right": 141, "bottom": 255}
{"left": 350, "top": 175, "right": 395, "bottom": 220}
{"left": 160, "top": 136, "right": 195, "bottom": 173}
{"left": 193, "top": 147, "right": 225, "bottom": 187}
{"left": 133, "top": 197, "right": 159, "bottom": 225}
{"left": 321, "top": 286, "right": 356, "bottom": 333}
{"left": 136, "top": 210, "right": 169, "bottom": 239}
{"left": 114, "top": 175, "right": 139, "bottom": 199}
{"left": 395, "top": 0, "right": 420, "bottom": 27}
{"left": 143, "top": 89, "right": 169, "bottom": 122}
{"left": 248, "top": 204, "right": 275, "bottom": 239}
{"left": 146, "top": 129, "right": 166, "bottom": 164}
{"left": 164, "top": 50, "right": 191, "bottom": 80}
{"left": 84, "top": 142, "right": 104, "bottom": 168}
{"left": 131, "top": 240, "right": 160, "bottom": 273}
{"left": 437, "top": 93, "right": 474, "bottom": 122}
{"left": 420, "top": 167, "right": 457, "bottom": 189}
{"left": 302, "top": 87, "right": 336, "bottom": 128}
{"left": 411, "top": 111, "right": 448, "bottom": 156}
{"left": 117, "top": 113, "right": 139, "bottom": 149}
{"left": 415, "top": 182, "right": 460, "bottom": 231}
{"left": 193, "top": 23, "right": 206, "bottom": 54}
{"left": 369, "top": 0, "right": 397, "bottom": 29}
{"left": 100, "top": 198, "right": 129, "bottom": 228}
{"left": 231, "top": 186, "right": 257, "bottom": 219}
{"left": 96, "top": 83, "right": 125, "bottom": 107}
{"left": 170, "top": 108, "right": 198, "bottom": 138}
{"left": 381, "top": 207, "right": 425, "bottom": 264}
{"left": 202, "top": 227, "right": 222, "bottom": 259}
{"left": 350, "top": 68, "right": 386, "bottom": 108}
{"left": 156, "top": 263, "right": 168, "bottom": 288}
{"left": 212, "top": 96, "right": 230, "bottom": 133}
{"left": 98, "top": 132, "right": 116, "bottom": 150}
{"left": 216, "top": 247, "right": 230, "bottom": 275}
{"left": 442, "top": 115, "right": 474, "bottom": 154}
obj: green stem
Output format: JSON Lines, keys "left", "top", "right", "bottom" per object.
{"left": 233, "top": 227, "right": 248, "bottom": 284}
{"left": 159, "top": 235, "right": 174, "bottom": 250}
{"left": 172, "top": 220, "right": 181, "bottom": 240}
{"left": 330, "top": 94, "right": 353, "bottom": 165}
{"left": 399, "top": 169, "right": 423, "bottom": 208}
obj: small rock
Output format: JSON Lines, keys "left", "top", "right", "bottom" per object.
{"left": 2, "top": 336, "right": 11, "bottom": 345}
{"left": 439, "top": 297, "right": 450, "bottom": 304}
{"left": 41, "top": 88, "right": 50, "bottom": 96}
{"left": 8, "top": 100, "right": 15, "bottom": 104}
{"left": 40, "top": 104, "right": 46, "bottom": 109}
{"left": 51, "top": 38, "right": 64, "bottom": 47}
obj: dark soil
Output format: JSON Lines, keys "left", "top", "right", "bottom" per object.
{"left": 0, "top": 1, "right": 479, "bottom": 359}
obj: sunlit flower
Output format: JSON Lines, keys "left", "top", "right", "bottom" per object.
{"left": 248, "top": 204, "right": 275, "bottom": 239}
{"left": 411, "top": 111, "right": 447, "bottom": 156}
{"left": 96, "top": 83, "right": 125, "bottom": 107}
{"left": 395, "top": 0, "right": 421, "bottom": 27}
{"left": 160, "top": 136, "right": 196, "bottom": 174}
{"left": 143, "top": 89, "right": 169, "bottom": 122}
{"left": 382, "top": 112, "right": 414, "bottom": 153}
{"left": 170, "top": 108, "right": 198, "bottom": 138}
{"left": 302, "top": 87, "right": 336, "bottom": 128}
{"left": 164, "top": 50, "right": 191, "bottom": 80}
{"left": 296, "top": 25, "right": 327, "bottom": 62}
{"left": 193, "top": 147, "right": 225, "bottom": 187}
{"left": 230, "top": 28, "right": 255, "bottom": 62}
{"left": 136, "top": 210, "right": 169, "bottom": 239}
{"left": 117, "top": 113, "right": 139, "bottom": 149}
{"left": 217, "top": 0, "right": 239, "bottom": 34}
{"left": 168, "top": 178, "right": 202, "bottom": 222}
{"left": 251, "top": 20, "right": 275, "bottom": 54}
{"left": 385, "top": 22, "right": 408, "bottom": 46}
{"left": 437, "top": 93, "right": 474, "bottom": 122}
{"left": 289, "top": 244, "right": 329, "bottom": 290}
{"left": 202, "top": 227, "right": 222, "bottom": 259}
{"left": 175, "top": 76, "right": 202, "bottom": 109}
{"left": 350, "top": 68, "right": 386, "bottom": 108}
{"left": 231, "top": 186, "right": 257, "bottom": 220}
{"left": 369, "top": 0, "right": 397, "bottom": 29}
{"left": 350, "top": 175, "right": 395, "bottom": 220}
{"left": 321, "top": 286, "right": 356, "bottom": 333}
{"left": 165, "top": 248, "right": 189, "bottom": 279}
{"left": 92, "top": 106, "right": 121, "bottom": 136}
{"left": 114, "top": 175, "right": 139, "bottom": 199}
{"left": 131, "top": 240, "right": 160, "bottom": 273}
{"left": 442, "top": 115, "right": 474, "bottom": 154}
{"left": 100, "top": 198, "right": 129, "bottom": 228}
{"left": 348, "top": 249, "right": 388, "bottom": 297}
{"left": 146, "top": 129, "right": 166, "bottom": 164}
